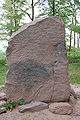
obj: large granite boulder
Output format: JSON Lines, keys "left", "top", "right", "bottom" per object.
{"left": 5, "top": 16, "right": 71, "bottom": 103}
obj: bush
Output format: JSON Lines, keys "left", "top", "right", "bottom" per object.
{"left": 16, "top": 98, "right": 25, "bottom": 106}
{"left": 1, "top": 99, "right": 25, "bottom": 110}
{"left": 2, "top": 100, "right": 16, "bottom": 109}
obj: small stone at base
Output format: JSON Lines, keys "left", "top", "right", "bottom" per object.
{"left": 0, "top": 100, "right": 6, "bottom": 106}
{"left": 49, "top": 102, "right": 73, "bottom": 115}
{"left": 0, "top": 107, "right": 7, "bottom": 114}
{"left": 18, "top": 101, "right": 48, "bottom": 113}
{"left": 0, "top": 93, "right": 7, "bottom": 101}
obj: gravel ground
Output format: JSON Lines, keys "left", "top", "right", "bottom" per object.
{"left": 0, "top": 106, "right": 80, "bottom": 120}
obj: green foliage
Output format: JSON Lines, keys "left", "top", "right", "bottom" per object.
{"left": 0, "top": 51, "right": 6, "bottom": 59}
{"left": 70, "top": 25, "right": 80, "bottom": 34}
{"left": 2, "top": 100, "right": 16, "bottom": 109}
{"left": 37, "top": 0, "right": 80, "bottom": 40}
{"left": 0, "top": 66, "right": 7, "bottom": 85}
{"left": 0, "top": 58, "right": 6, "bottom": 66}
{"left": 68, "top": 47, "right": 80, "bottom": 84}
{"left": 69, "top": 63, "right": 80, "bottom": 84}
{"left": 0, "top": 0, "right": 29, "bottom": 38}
{"left": 16, "top": 98, "right": 25, "bottom": 106}
{"left": 38, "top": 0, "right": 72, "bottom": 25}
{"left": 0, "top": 51, "right": 7, "bottom": 85}
{"left": 67, "top": 47, "right": 80, "bottom": 63}
{"left": 1, "top": 99, "right": 25, "bottom": 110}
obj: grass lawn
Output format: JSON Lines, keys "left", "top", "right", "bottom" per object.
{"left": 69, "top": 63, "right": 80, "bottom": 84}
{"left": 0, "top": 64, "right": 7, "bottom": 85}
{"left": 68, "top": 47, "right": 80, "bottom": 84}
{"left": 0, "top": 51, "right": 7, "bottom": 85}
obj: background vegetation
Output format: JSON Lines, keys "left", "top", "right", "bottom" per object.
{"left": 67, "top": 47, "right": 80, "bottom": 84}
{"left": 0, "top": 51, "right": 7, "bottom": 85}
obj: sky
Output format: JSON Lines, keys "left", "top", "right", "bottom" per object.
{"left": 0, "top": 41, "right": 8, "bottom": 51}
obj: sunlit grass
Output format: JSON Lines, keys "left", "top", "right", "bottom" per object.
{"left": 69, "top": 63, "right": 80, "bottom": 84}
{"left": 0, "top": 51, "right": 7, "bottom": 85}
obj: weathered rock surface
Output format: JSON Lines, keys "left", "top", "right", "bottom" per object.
{"left": 0, "top": 85, "right": 4, "bottom": 93}
{"left": 72, "top": 100, "right": 80, "bottom": 116}
{"left": 18, "top": 101, "right": 48, "bottom": 113}
{"left": 71, "top": 85, "right": 80, "bottom": 99}
{"left": 5, "top": 16, "right": 71, "bottom": 103}
{"left": 71, "top": 84, "right": 77, "bottom": 99}
{"left": 0, "top": 93, "right": 7, "bottom": 101}
{"left": 69, "top": 95, "right": 77, "bottom": 105}
{"left": 0, "top": 107, "right": 7, "bottom": 114}
{"left": 0, "top": 100, "right": 6, "bottom": 107}
{"left": 49, "top": 102, "right": 73, "bottom": 115}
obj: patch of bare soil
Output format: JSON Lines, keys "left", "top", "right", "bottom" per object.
{"left": 0, "top": 106, "right": 80, "bottom": 120}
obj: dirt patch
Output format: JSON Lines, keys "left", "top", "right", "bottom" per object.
{"left": 0, "top": 107, "right": 80, "bottom": 120}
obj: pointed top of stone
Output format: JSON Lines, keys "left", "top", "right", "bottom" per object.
{"left": 10, "top": 16, "right": 64, "bottom": 40}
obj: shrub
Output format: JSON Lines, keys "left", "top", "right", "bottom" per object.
{"left": 2, "top": 100, "right": 16, "bottom": 109}
{"left": 16, "top": 98, "right": 25, "bottom": 106}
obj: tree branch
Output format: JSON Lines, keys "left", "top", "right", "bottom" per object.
{"left": 19, "top": 8, "right": 32, "bottom": 21}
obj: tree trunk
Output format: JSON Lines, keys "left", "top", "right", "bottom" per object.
{"left": 78, "top": 34, "right": 80, "bottom": 47}
{"left": 13, "top": 0, "right": 17, "bottom": 27}
{"left": 52, "top": 0, "right": 55, "bottom": 16}
{"left": 74, "top": 32, "right": 76, "bottom": 47}
{"left": 69, "top": 17, "right": 73, "bottom": 55}
{"left": 32, "top": 0, "right": 34, "bottom": 21}
{"left": 74, "top": 16, "right": 76, "bottom": 47}
{"left": 69, "top": 30, "right": 72, "bottom": 55}
{"left": 77, "top": 34, "right": 80, "bottom": 48}
{"left": 10, "top": 0, "right": 13, "bottom": 36}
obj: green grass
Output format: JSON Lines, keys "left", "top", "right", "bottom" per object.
{"left": 0, "top": 64, "right": 7, "bottom": 85}
{"left": 69, "top": 63, "right": 80, "bottom": 84}
{"left": 0, "top": 51, "right": 7, "bottom": 85}
{"left": 0, "top": 47, "right": 80, "bottom": 85}
{"left": 68, "top": 47, "right": 80, "bottom": 84}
